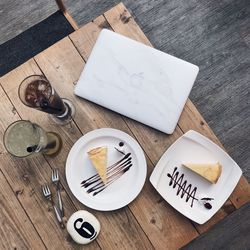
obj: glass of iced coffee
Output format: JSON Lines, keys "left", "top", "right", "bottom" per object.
{"left": 18, "top": 75, "right": 75, "bottom": 125}
{"left": 3, "top": 120, "right": 62, "bottom": 158}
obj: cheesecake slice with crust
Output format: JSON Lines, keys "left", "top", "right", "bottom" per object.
{"left": 182, "top": 162, "right": 222, "bottom": 184}
{"left": 88, "top": 147, "right": 107, "bottom": 184}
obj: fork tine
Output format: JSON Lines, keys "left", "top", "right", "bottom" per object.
{"left": 55, "top": 169, "right": 59, "bottom": 179}
{"left": 45, "top": 185, "right": 50, "bottom": 195}
{"left": 42, "top": 185, "right": 48, "bottom": 196}
{"left": 52, "top": 168, "right": 59, "bottom": 181}
{"left": 52, "top": 169, "right": 55, "bottom": 180}
{"left": 43, "top": 185, "right": 47, "bottom": 194}
{"left": 47, "top": 185, "right": 51, "bottom": 195}
{"left": 41, "top": 185, "right": 45, "bottom": 194}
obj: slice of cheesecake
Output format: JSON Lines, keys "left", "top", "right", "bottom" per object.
{"left": 182, "top": 162, "right": 222, "bottom": 184}
{"left": 87, "top": 147, "right": 107, "bottom": 184}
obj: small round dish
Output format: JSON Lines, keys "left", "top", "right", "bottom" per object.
{"left": 66, "top": 128, "right": 147, "bottom": 211}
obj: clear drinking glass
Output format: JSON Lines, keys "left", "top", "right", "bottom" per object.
{"left": 3, "top": 120, "right": 62, "bottom": 158}
{"left": 18, "top": 75, "right": 75, "bottom": 125}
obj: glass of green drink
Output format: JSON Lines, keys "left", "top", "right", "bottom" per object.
{"left": 3, "top": 120, "right": 62, "bottom": 158}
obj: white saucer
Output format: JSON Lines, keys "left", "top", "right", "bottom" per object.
{"left": 150, "top": 130, "right": 242, "bottom": 224}
{"left": 66, "top": 128, "right": 147, "bottom": 211}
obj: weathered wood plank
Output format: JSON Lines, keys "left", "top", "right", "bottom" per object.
{"left": 69, "top": 21, "right": 103, "bottom": 61}
{"left": 103, "top": 2, "right": 233, "bottom": 232}
{"left": 1, "top": 0, "right": 249, "bottom": 185}
{"left": 179, "top": 99, "right": 250, "bottom": 209}
{"left": 72, "top": 3, "right": 243, "bottom": 236}
{"left": 103, "top": 0, "right": 250, "bottom": 222}
{"left": 69, "top": 15, "right": 199, "bottom": 249}
{"left": 0, "top": 2, "right": 248, "bottom": 248}
{"left": 0, "top": 170, "right": 46, "bottom": 250}
{"left": 70, "top": 15, "right": 184, "bottom": 165}
{"left": 32, "top": 38, "right": 155, "bottom": 250}
{"left": 0, "top": 61, "right": 100, "bottom": 250}
{"left": 69, "top": 6, "right": 241, "bottom": 240}
{"left": 104, "top": 1, "right": 250, "bottom": 206}
{"left": 68, "top": 10, "right": 224, "bottom": 237}
{"left": 131, "top": 0, "right": 250, "bottom": 183}
{"left": 1, "top": 56, "right": 151, "bottom": 249}
{"left": 35, "top": 34, "right": 192, "bottom": 249}
{"left": 35, "top": 33, "right": 199, "bottom": 249}
{"left": 0, "top": 85, "right": 20, "bottom": 168}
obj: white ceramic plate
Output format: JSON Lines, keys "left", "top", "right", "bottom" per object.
{"left": 66, "top": 128, "right": 147, "bottom": 211}
{"left": 150, "top": 130, "right": 242, "bottom": 224}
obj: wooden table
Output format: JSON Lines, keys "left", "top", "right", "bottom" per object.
{"left": 0, "top": 3, "right": 249, "bottom": 250}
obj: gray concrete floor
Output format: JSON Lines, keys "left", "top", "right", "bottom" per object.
{"left": 0, "top": 0, "right": 249, "bottom": 181}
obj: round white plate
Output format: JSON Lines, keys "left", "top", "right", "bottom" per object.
{"left": 66, "top": 128, "right": 147, "bottom": 211}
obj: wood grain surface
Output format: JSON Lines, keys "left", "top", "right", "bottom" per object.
{"left": 105, "top": 4, "right": 250, "bottom": 235}
{"left": 65, "top": 0, "right": 250, "bottom": 182}
{"left": 103, "top": 1, "right": 250, "bottom": 228}
{"left": 0, "top": 58, "right": 152, "bottom": 249}
{"left": 0, "top": 170, "right": 45, "bottom": 250}
{"left": 0, "top": 61, "right": 100, "bottom": 250}
{"left": 34, "top": 37, "right": 154, "bottom": 250}
{"left": 71, "top": 11, "right": 227, "bottom": 235}
{"left": 35, "top": 35, "right": 197, "bottom": 249}
{"left": 0, "top": 3, "right": 249, "bottom": 250}
{"left": 1, "top": 0, "right": 249, "bottom": 183}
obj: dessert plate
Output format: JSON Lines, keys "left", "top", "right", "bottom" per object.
{"left": 150, "top": 130, "right": 242, "bottom": 224}
{"left": 66, "top": 128, "right": 147, "bottom": 211}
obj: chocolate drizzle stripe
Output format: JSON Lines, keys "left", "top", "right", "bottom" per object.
{"left": 167, "top": 167, "right": 198, "bottom": 207}
{"left": 81, "top": 153, "right": 132, "bottom": 196}
{"left": 81, "top": 153, "right": 131, "bottom": 185}
{"left": 86, "top": 161, "right": 131, "bottom": 192}
{"left": 92, "top": 165, "right": 132, "bottom": 196}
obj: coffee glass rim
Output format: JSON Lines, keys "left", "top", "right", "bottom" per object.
{"left": 3, "top": 120, "right": 40, "bottom": 158}
{"left": 18, "top": 74, "right": 53, "bottom": 107}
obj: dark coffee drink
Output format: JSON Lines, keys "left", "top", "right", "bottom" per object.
{"left": 24, "top": 79, "right": 65, "bottom": 115}
{"left": 19, "top": 75, "right": 75, "bottom": 125}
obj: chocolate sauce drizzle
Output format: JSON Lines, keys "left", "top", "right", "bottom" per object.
{"left": 81, "top": 153, "right": 132, "bottom": 196}
{"left": 167, "top": 167, "right": 214, "bottom": 209}
{"left": 167, "top": 167, "right": 198, "bottom": 207}
{"left": 200, "top": 197, "right": 214, "bottom": 210}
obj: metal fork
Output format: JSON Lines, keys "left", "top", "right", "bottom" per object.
{"left": 41, "top": 184, "right": 64, "bottom": 228}
{"left": 51, "top": 169, "right": 64, "bottom": 217}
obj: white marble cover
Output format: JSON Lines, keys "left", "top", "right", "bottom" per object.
{"left": 74, "top": 29, "right": 199, "bottom": 134}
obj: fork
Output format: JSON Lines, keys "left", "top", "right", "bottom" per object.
{"left": 41, "top": 184, "right": 64, "bottom": 228}
{"left": 51, "top": 169, "right": 64, "bottom": 217}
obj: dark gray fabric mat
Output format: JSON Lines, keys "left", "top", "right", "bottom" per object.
{"left": 0, "top": 11, "right": 74, "bottom": 76}
{"left": 181, "top": 202, "right": 250, "bottom": 250}
{"left": 0, "top": 0, "right": 57, "bottom": 45}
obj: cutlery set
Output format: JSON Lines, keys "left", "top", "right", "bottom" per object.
{"left": 52, "top": 169, "right": 64, "bottom": 217}
{"left": 42, "top": 169, "right": 65, "bottom": 227}
{"left": 42, "top": 153, "right": 133, "bottom": 227}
